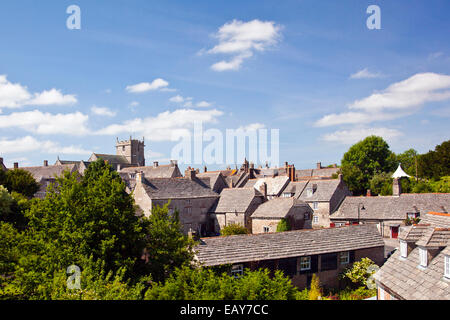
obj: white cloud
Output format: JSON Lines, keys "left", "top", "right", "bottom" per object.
{"left": 316, "top": 73, "right": 450, "bottom": 127}
{"left": 349, "top": 72, "right": 450, "bottom": 111}
{"left": 96, "top": 108, "right": 224, "bottom": 142}
{"left": 169, "top": 95, "right": 185, "bottom": 103}
{"left": 0, "top": 75, "right": 77, "bottom": 108}
{"left": 0, "top": 110, "right": 90, "bottom": 135}
{"left": 314, "top": 111, "right": 411, "bottom": 127}
{"left": 196, "top": 101, "right": 212, "bottom": 108}
{"left": 207, "top": 19, "right": 282, "bottom": 71}
{"left": 350, "top": 68, "right": 383, "bottom": 79}
{"left": 126, "top": 78, "right": 170, "bottom": 93}
{"left": 91, "top": 105, "right": 116, "bottom": 117}
{"left": 0, "top": 136, "right": 91, "bottom": 155}
{"left": 321, "top": 127, "right": 403, "bottom": 145}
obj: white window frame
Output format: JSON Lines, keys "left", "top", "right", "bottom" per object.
{"left": 313, "top": 202, "right": 318, "bottom": 210}
{"left": 445, "top": 255, "right": 450, "bottom": 279}
{"left": 400, "top": 240, "right": 408, "bottom": 258}
{"left": 419, "top": 248, "right": 428, "bottom": 267}
{"left": 263, "top": 226, "right": 270, "bottom": 233}
{"left": 300, "top": 256, "right": 311, "bottom": 271}
{"left": 231, "top": 264, "right": 244, "bottom": 278}
{"left": 313, "top": 215, "right": 319, "bottom": 224}
{"left": 339, "top": 251, "right": 350, "bottom": 265}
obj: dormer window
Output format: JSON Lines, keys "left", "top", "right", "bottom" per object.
{"left": 445, "top": 255, "right": 450, "bottom": 279}
{"left": 400, "top": 240, "right": 408, "bottom": 258}
{"left": 419, "top": 248, "right": 428, "bottom": 267}
{"left": 407, "top": 212, "right": 420, "bottom": 219}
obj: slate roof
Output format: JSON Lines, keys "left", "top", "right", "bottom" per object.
{"left": 90, "top": 153, "right": 129, "bottom": 165}
{"left": 120, "top": 164, "right": 181, "bottom": 178}
{"left": 374, "top": 246, "right": 450, "bottom": 300}
{"left": 196, "top": 172, "right": 227, "bottom": 192}
{"left": 195, "top": 224, "right": 384, "bottom": 267}
{"left": 141, "top": 177, "right": 220, "bottom": 200}
{"left": 297, "top": 179, "right": 344, "bottom": 202}
{"left": 415, "top": 228, "right": 450, "bottom": 247}
{"left": 214, "top": 188, "right": 263, "bottom": 213}
{"left": 399, "top": 224, "right": 431, "bottom": 242}
{"left": 331, "top": 193, "right": 450, "bottom": 221}
{"left": 282, "top": 181, "right": 309, "bottom": 197}
{"left": 251, "top": 197, "right": 310, "bottom": 219}
{"left": 296, "top": 167, "right": 340, "bottom": 180}
{"left": 20, "top": 164, "right": 78, "bottom": 182}
{"left": 421, "top": 212, "right": 450, "bottom": 227}
{"left": 248, "top": 176, "right": 290, "bottom": 196}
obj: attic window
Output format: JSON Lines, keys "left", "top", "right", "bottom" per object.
{"left": 445, "top": 255, "right": 450, "bottom": 279}
{"left": 419, "top": 248, "right": 428, "bottom": 267}
{"left": 407, "top": 212, "right": 420, "bottom": 219}
{"left": 400, "top": 240, "right": 408, "bottom": 258}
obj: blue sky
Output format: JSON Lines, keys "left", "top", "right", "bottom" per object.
{"left": 0, "top": 0, "right": 449, "bottom": 170}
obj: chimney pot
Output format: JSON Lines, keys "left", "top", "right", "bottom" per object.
{"left": 153, "top": 161, "right": 159, "bottom": 167}
{"left": 44, "top": 160, "right": 48, "bottom": 167}
{"left": 367, "top": 189, "right": 372, "bottom": 197}
{"left": 204, "top": 166, "right": 207, "bottom": 173}
{"left": 14, "top": 162, "right": 18, "bottom": 169}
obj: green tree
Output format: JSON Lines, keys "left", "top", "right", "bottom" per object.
{"left": 4, "top": 159, "right": 148, "bottom": 299}
{"left": 396, "top": 149, "right": 419, "bottom": 177}
{"left": 369, "top": 172, "right": 393, "bottom": 196}
{"left": 220, "top": 223, "right": 249, "bottom": 236}
{"left": 4, "top": 169, "right": 40, "bottom": 198}
{"left": 144, "top": 266, "right": 299, "bottom": 300}
{"left": 141, "top": 203, "right": 195, "bottom": 283}
{"left": 418, "top": 140, "right": 450, "bottom": 179}
{"left": 341, "top": 136, "right": 397, "bottom": 195}
{"left": 342, "top": 257, "right": 377, "bottom": 289}
{"left": 276, "top": 218, "right": 291, "bottom": 232}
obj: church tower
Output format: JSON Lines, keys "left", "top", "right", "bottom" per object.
{"left": 116, "top": 136, "right": 145, "bottom": 166}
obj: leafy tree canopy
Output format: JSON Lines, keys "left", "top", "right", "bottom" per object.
{"left": 341, "top": 136, "right": 397, "bottom": 195}
{"left": 3, "top": 169, "right": 40, "bottom": 198}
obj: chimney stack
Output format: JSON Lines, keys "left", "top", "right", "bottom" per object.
{"left": 338, "top": 173, "right": 343, "bottom": 182}
{"left": 316, "top": 162, "right": 322, "bottom": 169}
{"left": 367, "top": 189, "right": 372, "bottom": 197}
{"left": 393, "top": 178, "right": 402, "bottom": 197}
{"left": 185, "top": 167, "right": 196, "bottom": 180}
{"left": 259, "top": 182, "right": 268, "bottom": 201}
{"left": 136, "top": 171, "right": 145, "bottom": 185}
{"left": 153, "top": 161, "right": 159, "bottom": 167}
{"left": 43, "top": 160, "right": 48, "bottom": 167}
{"left": 204, "top": 166, "right": 207, "bottom": 173}
{"left": 13, "top": 162, "right": 18, "bottom": 169}
{"left": 170, "top": 160, "right": 177, "bottom": 167}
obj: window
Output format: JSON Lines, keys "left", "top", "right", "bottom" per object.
{"left": 445, "top": 255, "right": 450, "bottom": 279}
{"left": 282, "top": 192, "right": 293, "bottom": 198}
{"left": 313, "top": 202, "right": 318, "bottom": 210}
{"left": 231, "top": 264, "right": 244, "bottom": 278}
{"left": 400, "top": 240, "right": 408, "bottom": 258}
{"left": 186, "top": 207, "right": 192, "bottom": 214}
{"left": 300, "top": 256, "right": 311, "bottom": 271}
{"left": 321, "top": 253, "right": 338, "bottom": 271}
{"left": 263, "top": 226, "right": 270, "bottom": 233}
{"left": 306, "top": 188, "right": 313, "bottom": 197}
{"left": 313, "top": 215, "right": 319, "bottom": 224}
{"left": 419, "top": 248, "right": 428, "bottom": 267}
{"left": 339, "top": 252, "right": 350, "bottom": 265}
